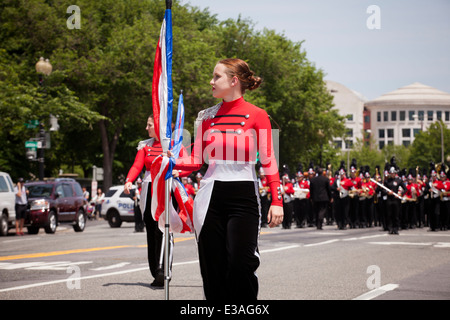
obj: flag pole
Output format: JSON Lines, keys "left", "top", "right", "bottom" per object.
{"left": 164, "top": 0, "right": 173, "bottom": 301}
{"left": 164, "top": 177, "right": 172, "bottom": 300}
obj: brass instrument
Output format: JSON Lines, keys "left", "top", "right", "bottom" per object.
{"left": 348, "top": 189, "right": 361, "bottom": 198}
{"left": 436, "top": 163, "right": 442, "bottom": 180}
{"left": 416, "top": 166, "right": 419, "bottom": 184}
{"left": 441, "top": 191, "right": 450, "bottom": 200}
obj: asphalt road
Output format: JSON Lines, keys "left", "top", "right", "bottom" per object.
{"left": 1, "top": 218, "right": 450, "bottom": 302}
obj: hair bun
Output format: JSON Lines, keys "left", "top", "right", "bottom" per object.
{"left": 248, "top": 75, "right": 262, "bottom": 91}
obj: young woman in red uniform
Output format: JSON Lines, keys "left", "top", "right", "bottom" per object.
{"left": 171, "top": 59, "right": 284, "bottom": 300}
{"left": 124, "top": 115, "right": 173, "bottom": 287}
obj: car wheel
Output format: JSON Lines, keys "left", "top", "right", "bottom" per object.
{"left": 107, "top": 209, "right": 122, "bottom": 228}
{"left": 73, "top": 209, "right": 86, "bottom": 232}
{"left": 44, "top": 211, "right": 57, "bottom": 234}
{"left": 0, "top": 214, "right": 8, "bottom": 236}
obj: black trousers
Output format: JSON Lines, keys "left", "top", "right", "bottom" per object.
{"left": 429, "top": 197, "right": 440, "bottom": 231}
{"left": 386, "top": 198, "right": 401, "bottom": 233}
{"left": 198, "top": 181, "right": 260, "bottom": 301}
{"left": 313, "top": 201, "right": 328, "bottom": 229}
{"left": 335, "top": 196, "right": 349, "bottom": 229}
{"left": 143, "top": 183, "right": 172, "bottom": 280}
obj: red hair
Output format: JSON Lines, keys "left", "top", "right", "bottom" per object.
{"left": 218, "top": 58, "right": 262, "bottom": 94}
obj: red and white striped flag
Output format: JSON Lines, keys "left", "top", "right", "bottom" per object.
{"left": 151, "top": 156, "right": 193, "bottom": 233}
{"left": 152, "top": 7, "right": 173, "bottom": 152}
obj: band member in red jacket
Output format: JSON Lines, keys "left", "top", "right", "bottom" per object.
{"left": 332, "top": 162, "right": 354, "bottom": 230}
{"left": 439, "top": 168, "right": 450, "bottom": 230}
{"left": 293, "top": 170, "right": 310, "bottom": 228}
{"left": 360, "top": 168, "right": 375, "bottom": 228}
{"left": 404, "top": 170, "right": 420, "bottom": 229}
{"left": 124, "top": 115, "right": 186, "bottom": 288}
{"left": 429, "top": 163, "right": 445, "bottom": 231}
{"left": 171, "top": 58, "right": 283, "bottom": 300}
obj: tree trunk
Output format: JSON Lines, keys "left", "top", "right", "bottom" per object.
{"left": 98, "top": 111, "right": 125, "bottom": 192}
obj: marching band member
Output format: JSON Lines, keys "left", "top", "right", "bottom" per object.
{"left": 429, "top": 163, "right": 444, "bottom": 231}
{"left": 293, "top": 170, "right": 310, "bottom": 228}
{"left": 349, "top": 159, "right": 362, "bottom": 228}
{"left": 439, "top": 168, "right": 450, "bottom": 230}
{"left": 383, "top": 158, "right": 407, "bottom": 235}
{"left": 360, "top": 167, "right": 375, "bottom": 228}
{"left": 332, "top": 162, "right": 353, "bottom": 230}
{"left": 124, "top": 115, "right": 186, "bottom": 287}
{"left": 281, "top": 173, "right": 295, "bottom": 229}
{"left": 404, "top": 170, "right": 420, "bottom": 229}
{"left": 182, "top": 177, "right": 196, "bottom": 199}
{"left": 171, "top": 58, "right": 283, "bottom": 300}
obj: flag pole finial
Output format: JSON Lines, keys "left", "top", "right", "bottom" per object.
{"left": 166, "top": 0, "right": 172, "bottom": 9}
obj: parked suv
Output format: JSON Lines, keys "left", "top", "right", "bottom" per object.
{"left": 25, "top": 178, "right": 86, "bottom": 234}
{"left": 101, "top": 185, "right": 136, "bottom": 228}
{"left": 0, "top": 172, "right": 16, "bottom": 236}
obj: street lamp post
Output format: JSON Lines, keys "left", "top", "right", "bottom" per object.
{"left": 35, "top": 57, "right": 53, "bottom": 180}
{"left": 436, "top": 121, "right": 445, "bottom": 164}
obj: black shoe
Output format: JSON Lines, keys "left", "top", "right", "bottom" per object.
{"left": 150, "top": 279, "right": 164, "bottom": 288}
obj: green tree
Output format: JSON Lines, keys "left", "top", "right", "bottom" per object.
{"left": 408, "top": 121, "right": 450, "bottom": 171}
{"left": 1, "top": 0, "right": 347, "bottom": 189}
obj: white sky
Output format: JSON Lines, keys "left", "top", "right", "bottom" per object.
{"left": 182, "top": 0, "right": 450, "bottom": 101}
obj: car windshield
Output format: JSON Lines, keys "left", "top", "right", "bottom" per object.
{"left": 27, "top": 185, "right": 53, "bottom": 198}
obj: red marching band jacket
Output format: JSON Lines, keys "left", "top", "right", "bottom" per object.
{"left": 126, "top": 139, "right": 194, "bottom": 233}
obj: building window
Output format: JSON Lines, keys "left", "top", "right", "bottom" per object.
{"left": 402, "top": 140, "right": 411, "bottom": 147}
{"left": 345, "top": 140, "right": 353, "bottom": 149}
{"left": 402, "top": 128, "right": 411, "bottom": 138}
{"left": 387, "top": 140, "right": 394, "bottom": 146}
{"left": 377, "top": 112, "right": 381, "bottom": 122}
{"left": 384, "top": 111, "right": 388, "bottom": 122}
{"left": 379, "top": 129, "right": 385, "bottom": 138}
{"left": 387, "top": 129, "right": 394, "bottom": 138}
{"left": 437, "top": 111, "right": 442, "bottom": 120}
{"left": 346, "top": 114, "right": 353, "bottom": 121}
{"left": 413, "top": 128, "right": 421, "bottom": 137}
{"left": 391, "top": 111, "right": 397, "bottom": 121}
{"left": 334, "top": 140, "right": 342, "bottom": 149}
{"left": 418, "top": 110, "right": 424, "bottom": 121}
{"left": 379, "top": 141, "right": 385, "bottom": 149}
{"left": 364, "top": 115, "right": 370, "bottom": 123}
{"left": 400, "top": 111, "right": 406, "bottom": 121}
{"left": 409, "top": 110, "right": 415, "bottom": 121}
{"left": 445, "top": 111, "right": 449, "bottom": 121}
{"left": 346, "top": 128, "right": 353, "bottom": 138}
{"left": 428, "top": 110, "right": 433, "bottom": 121}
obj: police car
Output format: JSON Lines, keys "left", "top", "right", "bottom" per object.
{"left": 101, "top": 185, "right": 137, "bottom": 228}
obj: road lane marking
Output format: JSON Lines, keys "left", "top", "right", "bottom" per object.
{"left": 0, "top": 246, "right": 132, "bottom": 261}
{"left": 369, "top": 241, "right": 450, "bottom": 248}
{"left": 0, "top": 237, "right": 196, "bottom": 261}
{"left": 353, "top": 283, "right": 399, "bottom": 300}
{"left": 259, "top": 245, "right": 300, "bottom": 253}
{"left": 90, "top": 262, "right": 131, "bottom": 271}
{"left": 304, "top": 239, "right": 339, "bottom": 247}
